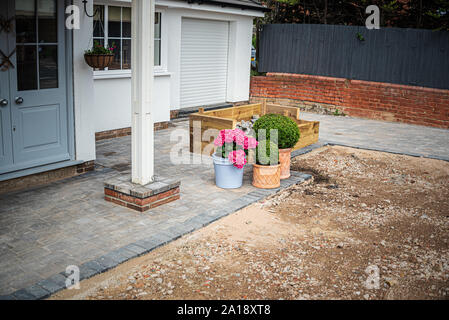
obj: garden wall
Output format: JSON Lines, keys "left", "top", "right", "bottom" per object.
{"left": 250, "top": 73, "right": 449, "bottom": 129}
{"left": 258, "top": 24, "right": 449, "bottom": 90}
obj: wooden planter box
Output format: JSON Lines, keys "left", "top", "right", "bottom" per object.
{"left": 189, "top": 102, "right": 320, "bottom": 155}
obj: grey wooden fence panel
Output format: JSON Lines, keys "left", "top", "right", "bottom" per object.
{"left": 259, "top": 24, "right": 449, "bottom": 90}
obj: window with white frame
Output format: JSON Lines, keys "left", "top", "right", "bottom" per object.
{"left": 93, "top": 4, "right": 162, "bottom": 71}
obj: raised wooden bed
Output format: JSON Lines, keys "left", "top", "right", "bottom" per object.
{"left": 189, "top": 102, "right": 320, "bottom": 155}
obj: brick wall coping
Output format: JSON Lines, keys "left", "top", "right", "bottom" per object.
{"left": 263, "top": 73, "right": 449, "bottom": 95}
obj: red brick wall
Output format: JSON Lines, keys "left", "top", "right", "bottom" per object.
{"left": 250, "top": 73, "right": 449, "bottom": 129}
{"left": 95, "top": 122, "right": 170, "bottom": 141}
{"left": 0, "top": 161, "right": 94, "bottom": 194}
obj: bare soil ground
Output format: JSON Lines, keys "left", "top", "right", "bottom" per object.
{"left": 52, "top": 146, "right": 449, "bottom": 300}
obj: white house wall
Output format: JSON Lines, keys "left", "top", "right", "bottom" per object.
{"left": 92, "top": 1, "right": 261, "bottom": 132}
{"left": 93, "top": 75, "right": 171, "bottom": 132}
{"left": 73, "top": 0, "right": 96, "bottom": 162}
{"left": 226, "top": 16, "right": 253, "bottom": 103}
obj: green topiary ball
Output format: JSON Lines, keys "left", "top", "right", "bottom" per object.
{"left": 255, "top": 139, "right": 279, "bottom": 165}
{"left": 253, "top": 114, "right": 300, "bottom": 149}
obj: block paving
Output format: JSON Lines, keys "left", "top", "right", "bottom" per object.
{"left": 1, "top": 114, "right": 448, "bottom": 299}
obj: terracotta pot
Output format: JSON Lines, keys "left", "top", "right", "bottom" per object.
{"left": 279, "top": 148, "right": 292, "bottom": 179}
{"left": 84, "top": 54, "right": 114, "bottom": 69}
{"left": 252, "top": 163, "right": 280, "bottom": 189}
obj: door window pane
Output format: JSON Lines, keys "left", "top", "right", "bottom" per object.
{"left": 17, "top": 46, "right": 38, "bottom": 91}
{"left": 108, "top": 40, "right": 121, "bottom": 70}
{"left": 16, "top": 0, "right": 37, "bottom": 43}
{"left": 38, "top": 0, "right": 57, "bottom": 43}
{"left": 39, "top": 45, "right": 58, "bottom": 89}
{"left": 15, "top": 0, "right": 59, "bottom": 91}
{"left": 108, "top": 6, "right": 121, "bottom": 38}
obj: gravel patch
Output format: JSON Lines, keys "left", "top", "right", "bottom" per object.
{"left": 51, "top": 146, "right": 449, "bottom": 300}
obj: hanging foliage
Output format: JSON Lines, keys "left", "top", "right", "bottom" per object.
{"left": 259, "top": 0, "right": 449, "bottom": 30}
{"left": 84, "top": 41, "right": 116, "bottom": 69}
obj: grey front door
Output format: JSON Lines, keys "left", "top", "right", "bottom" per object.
{"left": 0, "top": 0, "right": 70, "bottom": 174}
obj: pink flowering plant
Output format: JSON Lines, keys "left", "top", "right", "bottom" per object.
{"left": 214, "top": 128, "right": 258, "bottom": 169}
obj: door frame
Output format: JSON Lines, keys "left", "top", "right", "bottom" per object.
{"left": 0, "top": 0, "right": 14, "bottom": 170}
{"left": 65, "top": 0, "right": 75, "bottom": 165}
{"left": 0, "top": 0, "right": 76, "bottom": 181}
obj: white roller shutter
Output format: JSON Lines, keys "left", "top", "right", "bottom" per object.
{"left": 180, "top": 18, "right": 229, "bottom": 108}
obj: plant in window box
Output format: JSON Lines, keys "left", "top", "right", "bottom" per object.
{"left": 252, "top": 139, "right": 280, "bottom": 189}
{"left": 84, "top": 41, "right": 116, "bottom": 69}
{"left": 213, "top": 129, "right": 258, "bottom": 189}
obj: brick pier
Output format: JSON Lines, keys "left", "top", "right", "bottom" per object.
{"left": 104, "top": 175, "right": 181, "bottom": 212}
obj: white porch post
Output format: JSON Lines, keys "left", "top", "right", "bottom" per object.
{"left": 131, "top": 0, "right": 155, "bottom": 185}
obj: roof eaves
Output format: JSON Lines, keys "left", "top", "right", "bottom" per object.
{"left": 185, "top": 0, "right": 271, "bottom": 13}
